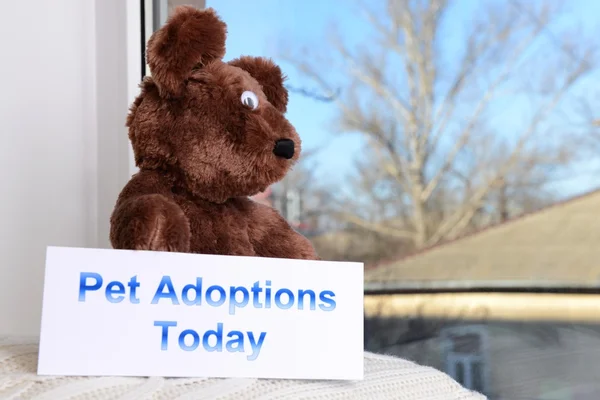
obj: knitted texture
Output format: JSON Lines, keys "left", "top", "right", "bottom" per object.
{"left": 0, "top": 337, "right": 486, "bottom": 399}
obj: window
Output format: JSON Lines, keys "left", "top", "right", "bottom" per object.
{"left": 441, "top": 325, "right": 489, "bottom": 394}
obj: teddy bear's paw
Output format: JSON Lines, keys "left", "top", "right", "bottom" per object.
{"left": 110, "top": 194, "right": 191, "bottom": 253}
{"left": 134, "top": 214, "right": 184, "bottom": 252}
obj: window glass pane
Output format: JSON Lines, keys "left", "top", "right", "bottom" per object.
{"left": 133, "top": 1, "right": 600, "bottom": 397}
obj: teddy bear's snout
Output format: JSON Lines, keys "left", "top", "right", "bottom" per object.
{"left": 273, "top": 139, "right": 295, "bottom": 160}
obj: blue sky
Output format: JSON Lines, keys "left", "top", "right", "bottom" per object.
{"left": 206, "top": 0, "right": 600, "bottom": 198}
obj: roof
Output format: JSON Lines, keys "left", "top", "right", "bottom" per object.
{"left": 365, "top": 188, "right": 600, "bottom": 292}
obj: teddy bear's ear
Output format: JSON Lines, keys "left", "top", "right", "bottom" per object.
{"left": 228, "top": 56, "right": 289, "bottom": 113}
{"left": 146, "top": 6, "right": 226, "bottom": 98}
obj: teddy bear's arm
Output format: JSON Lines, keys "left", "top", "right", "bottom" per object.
{"left": 110, "top": 171, "right": 191, "bottom": 253}
{"left": 248, "top": 203, "right": 320, "bottom": 260}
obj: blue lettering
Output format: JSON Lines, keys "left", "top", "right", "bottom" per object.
{"left": 318, "top": 290, "right": 336, "bottom": 311}
{"left": 154, "top": 320, "right": 177, "bottom": 350}
{"left": 226, "top": 331, "right": 245, "bottom": 352}
{"left": 251, "top": 281, "right": 263, "bottom": 308}
{"left": 247, "top": 331, "right": 267, "bottom": 361}
{"left": 182, "top": 278, "right": 203, "bottom": 306}
{"left": 105, "top": 281, "right": 125, "bottom": 303}
{"left": 298, "top": 289, "right": 316, "bottom": 310}
{"left": 265, "top": 280, "right": 272, "bottom": 309}
{"left": 178, "top": 329, "right": 200, "bottom": 351}
{"left": 229, "top": 286, "right": 249, "bottom": 315}
{"left": 78, "top": 272, "right": 103, "bottom": 302}
{"left": 151, "top": 276, "right": 179, "bottom": 305}
{"left": 206, "top": 285, "right": 226, "bottom": 307}
{"left": 127, "top": 275, "right": 140, "bottom": 304}
{"left": 274, "top": 288, "right": 294, "bottom": 309}
{"left": 155, "top": 322, "right": 266, "bottom": 361}
{"left": 202, "top": 323, "right": 223, "bottom": 352}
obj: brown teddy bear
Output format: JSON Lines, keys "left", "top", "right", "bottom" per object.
{"left": 109, "top": 6, "right": 319, "bottom": 260}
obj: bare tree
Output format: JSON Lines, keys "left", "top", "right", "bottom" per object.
{"left": 281, "top": 0, "right": 597, "bottom": 250}
{"left": 570, "top": 92, "right": 600, "bottom": 156}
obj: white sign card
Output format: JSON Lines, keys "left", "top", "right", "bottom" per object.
{"left": 38, "top": 246, "right": 364, "bottom": 380}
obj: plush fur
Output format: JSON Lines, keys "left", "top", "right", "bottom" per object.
{"left": 109, "top": 6, "right": 319, "bottom": 260}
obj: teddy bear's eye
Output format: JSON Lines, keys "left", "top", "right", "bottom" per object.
{"left": 241, "top": 91, "right": 259, "bottom": 110}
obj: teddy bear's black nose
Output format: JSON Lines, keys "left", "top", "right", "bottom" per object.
{"left": 273, "top": 139, "right": 295, "bottom": 159}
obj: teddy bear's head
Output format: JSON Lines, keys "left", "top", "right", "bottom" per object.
{"left": 126, "top": 6, "right": 300, "bottom": 203}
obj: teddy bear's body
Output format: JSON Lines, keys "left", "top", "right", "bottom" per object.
{"left": 109, "top": 6, "right": 319, "bottom": 260}
{"left": 112, "top": 169, "right": 317, "bottom": 259}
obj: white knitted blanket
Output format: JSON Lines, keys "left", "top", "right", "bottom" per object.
{"left": 0, "top": 337, "right": 486, "bottom": 399}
